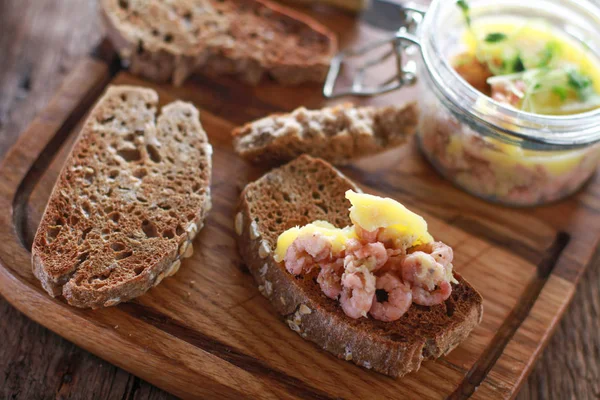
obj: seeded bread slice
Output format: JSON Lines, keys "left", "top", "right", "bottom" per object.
{"left": 32, "top": 86, "right": 212, "bottom": 309}
{"left": 101, "top": 0, "right": 337, "bottom": 86}
{"left": 235, "top": 155, "right": 483, "bottom": 377}
{"left": 277, "top": 0, "right": 369, "bottom": 13}
{"left": 232, "top": 102, "right": 418, "bottom": 165}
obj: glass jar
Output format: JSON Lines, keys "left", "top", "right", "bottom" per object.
{"left": 414, "top": 0, "right": 600, "bottom": 206}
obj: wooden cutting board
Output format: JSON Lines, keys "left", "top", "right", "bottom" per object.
{"left": 0, "top": 7, "right": 598, "bottom": 400}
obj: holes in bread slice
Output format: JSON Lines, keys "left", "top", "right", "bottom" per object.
{"left": 141, "top": 220, "right": 159, "bottom": 238}
{"left": 111, "top": 242, "right": 126, "bottom": 252}
{"left": 46, "top": 226, "right": 61, "bottom": 244}
{"left": 117, "top": 147, "right": 142, "bottom": 162}
{"left": 146, "top": 144, "right": 161, "bottom": 163}
{"left": 133, "top": 168, "right": 147, "bottom": 179}
{"left": 115, "top": 250, "right": 133, "bottom": 260}
{"left": 162, "top": 229, "right": 175, "bottom": 239}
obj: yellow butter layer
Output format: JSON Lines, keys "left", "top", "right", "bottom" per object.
{"left": 346, "top": 191, "right": 433, "bottom": 246}
{"left": 274, "top": 221, "right": 357, "bottom": 263}
{"left": 274, "top": 191, "right": 433, "bottom": 263}
{"left": 446, "top": 134, "right": 589, "bottom": 177}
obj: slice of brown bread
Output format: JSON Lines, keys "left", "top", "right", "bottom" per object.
{"left": 232, "top": 102, "right": 419, "bottom": 166}
{"left": 235, "top": 155, "right": 483, "bottom": 377}
{"left": 101, "top": 0, "right": 337, "bottom": 86}
{"left": 32, "top": 85, "right": 212, "bottom": 309}
{"left": 277, "top": 0, "right": 369, "bottom": 13}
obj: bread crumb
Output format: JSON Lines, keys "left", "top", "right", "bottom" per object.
{"left": 179, "top": 241, "right": 190, "bottom": 256}
{"left": 258, "top": 241, "right": 271, "bottom": 259}
{"left": 299, "top": 304, "right": 312, "bottom": 315}
{"left": 103, "top": 297, "right": 121, "bottom": 307}
{"left": 264, "top": 280, "right": 273, "bottom": 296}
{"left": 287, "top": 319, "right": 301, "bottom": 333}
{"left": 249, "top": 220, "right": 260, "bottom": 240}
{"left": 235, "top": 212, "right": 244, "bottom": 236}
{"left": 259, "top": 263, "right": 268, "bottom": 277}
{"left": 186, "top": 223, "right": 198, "bottom": 240}
{"left": 155, "top": 272, "right": 165, "bottom": 286}
{"left": 344, "top": 346, "right": 352, "bottom": 361}
{"left": 182, "top": 242, "right": 194, "bottom": 258}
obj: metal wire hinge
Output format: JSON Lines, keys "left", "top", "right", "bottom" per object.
{"left": 323, "top": 5, "right": 426, "bottom": 99}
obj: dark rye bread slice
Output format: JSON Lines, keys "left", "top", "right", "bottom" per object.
{"left": 232, "top": 102, "right": 419, "bottom": 166}
{"left": 101, "top": 0, "right": 337, "bottom": 86}
{"left": 235, "top": 155, "right": 483, "bottom": 377}
{"left": 32, "top": 86, "right": 212, "bottom": 309}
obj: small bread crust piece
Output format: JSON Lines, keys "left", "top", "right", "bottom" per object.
{"left": 232, "top": 103, "right": 419, "bottom": 166}
{"left": 101, "top": 0, "right": 337, "bottom": 86}
{"left": 32, "top": 86, "right": 212, "bottom": 309}
{"left": 235, "top": 155, "right": 483, "bottom": 377}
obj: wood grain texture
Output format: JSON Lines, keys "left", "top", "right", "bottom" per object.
{"left": 0, "top": 1, "right": 599, "bottom": 399}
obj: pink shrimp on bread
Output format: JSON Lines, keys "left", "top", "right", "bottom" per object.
{"left": 317, "top": 259, "right": 344, "bottom": 300}
{"left": 284, "top": 232, "right": 332, "bottom": 275}
{"left": 369, "top": 273, "right": 412, "bottom": 322}
{"left": 340, "top": 265, "right": 376, "bottom": 319}
{"left": 412, "top": 281, "right": 452, "bottom": 306}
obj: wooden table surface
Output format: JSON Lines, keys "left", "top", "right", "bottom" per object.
{"left": 0, "top": 1, "right": 598, "bottom": 399}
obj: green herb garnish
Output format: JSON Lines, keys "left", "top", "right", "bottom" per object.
{"left": 513, "top": 56, "right": 525, "bottom": 73}
{"left": 552, "top": 86, "right": 568, "bottom": 101}
{"left": 456, "top": 0, "right": 471, "bottom": 27}
{"left": 484, "top": 33, "right": 508, "bottom": 43}
{"left": 567, "top": 69, "right": 593, "bottom": 100}
{"left": 538, "top": 41, "right": 560, "bottom": 68}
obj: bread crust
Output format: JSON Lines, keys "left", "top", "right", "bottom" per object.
{"left": 101, "top": 0, "right": 337, "bottom": 86}
{"left": 232, "top": 103, "right": 419, "bottom": 166}
{"left": 32, "top": 86, "right": 212, "bottom": 309}
{"left": 235, "top": 155, "right": 483, "bottom": 377}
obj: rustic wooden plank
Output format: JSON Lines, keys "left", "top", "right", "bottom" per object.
{"left": 0, "top": 61, "right": 595, "bottom": 398}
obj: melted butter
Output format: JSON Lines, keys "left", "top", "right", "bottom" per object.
{"left": 274, "top": 191, "right": 433, "bottom": 262}
{"left": 274, "top": 221, "right": 357, "bottom": 263}
{"left": 346, "top": 191, "right": 433, "bottom": 245}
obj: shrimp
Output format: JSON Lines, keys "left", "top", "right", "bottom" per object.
{"left": 377, "top": 247, "right": 405, "bottom": 274}
{"left": 348, "top": 242, "right": 388, "bottom": 272}
{"left": 369, "top": 273, "right": 413, "bottom": 322}
{"left": 491, "top": 80, "right": 527, "bottom": 107}
{"left": 401, "top": 251, "right": 446, "bottom": 291}
{"left": 452, "top": 53, "right": 493, "bottom": 95}
{"left": 317, "top": 259, "right": 344, "bottom": 299}
{"left": 430, "top": 242, "right": 453, "bottom": 268}
{"left": 412, "top": 281, "right": 452, "bottom": 306}
{"left": 354, "top": 225, "right": 381, "bottom": 243}
{"left": 284, "top": 233, "right": 332, "bottom": 275}
{"left": 339, "top": 265, "right": 376, "bottom": 319}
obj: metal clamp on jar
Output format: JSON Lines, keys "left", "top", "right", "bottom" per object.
{"left": 324, "top": 0, "right": 600, "bottom": 206}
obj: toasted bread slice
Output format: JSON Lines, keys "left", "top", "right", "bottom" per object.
{"left": 32, "top": 86, "right": 212, "bottom": 309}
{"left": 235, "top": 155, "right": 482, "bottom": 377}
{"left": 232, "top": 103, "right": 418, "bottom": 165}
{"left": 277, "top": 0, "right": 369, "bottom": 13}
{"left": 101, "top": 0, "right": 337, "bottom": 86}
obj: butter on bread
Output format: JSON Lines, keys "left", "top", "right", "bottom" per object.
{"left": 235, "top": 155, "right": 483, "bottom": 377}
{"left": 232, "top": 102, "right": 418, "bottom": 165}
{"left": 101, "top": 0, "right": 337, "bottom": 86}
{"left": 32, "top": 86, "right": 212, "bottom": 309}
